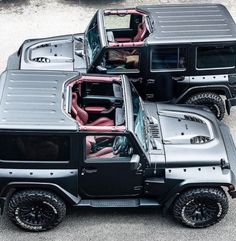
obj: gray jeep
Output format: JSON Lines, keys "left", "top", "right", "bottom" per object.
{"left": 0, "top": 70, "right": 235, "bottom": 231}
{"left": 6, "top": 4, "right": 236, "bottom": 120}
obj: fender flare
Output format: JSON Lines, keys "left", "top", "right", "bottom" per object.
{"left": 162, "top": 182, "right": 230, "bottom": 214}
{"left": 0, "top": 182, "right": 80, "bottom": 205}
{"left": 176, "top": 85, "right": 232, "bottom": 104}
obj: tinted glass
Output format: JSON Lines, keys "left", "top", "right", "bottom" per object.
{"left": 0, "top": 135, "right": 70, "bottom": 161}
{"left": 130, "top": 84, "right": 147, "bottom": 151}
{"left": 197, "top": 46, "right": 236, "bottom": 69}
{"left": 104, "top": 48, "right": 140, "bottom": 71}
{"left": 86, "top": 135, "right": 133, "bottom": 158}
{"left": 151, "top": 47, "right": 186, "bottom": 71}
{"left": 86, "top": 17, "right": 102, "bottom": 64}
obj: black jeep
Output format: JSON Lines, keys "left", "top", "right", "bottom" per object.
{"left": 6, "top": 4, "right": 236, "bottom": 119}
{"left": 0, "top": 70, "right": 236, "bottom": 231}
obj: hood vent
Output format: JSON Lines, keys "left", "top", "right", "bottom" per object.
{"left": 184, "top": 115, "right": 204, "bottom": 124}
{"left": 148, "top": 124, "right": 160, "bottom": 138}
{"left": 190, "top": 136, "right": 211, "bottom": 144}
{"left": 32, "top": 57, "right": 50, "bottom": 63}
{"left": 36, "top": 43, "right": 50, "bottom": 49}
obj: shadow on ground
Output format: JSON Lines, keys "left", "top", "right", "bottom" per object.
{"left": 0, "top": 0, "right": 29, "bottom": 13}
{"left": 0, "top": 206, "right": 178, "bottom": 231}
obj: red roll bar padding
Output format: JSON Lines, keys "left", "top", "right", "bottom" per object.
{"left": 104, "top": 9, "right": 146, "bottom": 16}
{"left": 68, "top": 75, "right": 121, "bottom": 87}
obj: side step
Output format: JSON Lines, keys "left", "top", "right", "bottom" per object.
{"left": 76, "top": 198, "right": 160, "bottom": 208}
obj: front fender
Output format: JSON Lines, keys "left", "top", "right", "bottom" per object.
{"left": 161, "top": 165, "right": 233, "bottom": 213}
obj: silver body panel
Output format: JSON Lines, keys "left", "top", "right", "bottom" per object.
{"left": 20, "top": 34, "right": 87, "bottom": 72}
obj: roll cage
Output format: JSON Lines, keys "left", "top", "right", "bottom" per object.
{"left": 85, "top": 8, "right": 150, "bottom": 71}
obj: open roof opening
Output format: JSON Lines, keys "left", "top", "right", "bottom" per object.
{"left": 104, "top": 9, "right": 150, "bottom": 47}
{"left": 67, "top": 75, "right": 126, "bottom": 132}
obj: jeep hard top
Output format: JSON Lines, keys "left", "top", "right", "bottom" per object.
{"left": 0, "top": 70, "right": 236, "bottom": 231}
{"left": 6, "top": 4, "right": 236, "bottom": 119}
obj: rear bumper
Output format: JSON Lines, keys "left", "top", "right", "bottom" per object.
{"left": 225, "top": 97, "right": 236, "bottom": 115}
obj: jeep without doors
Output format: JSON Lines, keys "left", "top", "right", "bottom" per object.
{"left": 6, "top": 4, "right": 236, "bottom": 119}
{"left": 0, "top": 71, "right": 236, "bottom": 231}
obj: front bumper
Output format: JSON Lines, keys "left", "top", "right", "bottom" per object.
{"left": 229, "top": 190, "right": 236, "bottom": 198}
{"left": 219, "top": 122, "right": 236, "bottom": 197}
{"left": 225, "top": 97, "right": 236, "bottom": 115}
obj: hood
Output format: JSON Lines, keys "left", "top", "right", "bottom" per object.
{"left": 20, "top": 34, "right": 86, "bottom": 71}
{"left": 143, "top": 102, "right": 228, "bottom": 167}
{"left": 158, "top": 109, "right": 214, "bottom": 145}
{"left": 144, "top": 102, "right": 215, "bottom": 145}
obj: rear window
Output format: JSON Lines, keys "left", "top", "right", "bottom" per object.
{"left": 0, "top": 135, "right": 70, "bottom": 162}
{"left": 196, "top": 46, "right": 236, "bottom": 69}
{"left": 151, "top": 47, "right": 187, "bottom": 72}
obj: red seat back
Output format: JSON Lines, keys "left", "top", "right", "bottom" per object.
{"left": 133, "top": 22, "right": 147, "bottom": 42}
{"left": 71, "top": 93, "right": 88, "bottom": 125}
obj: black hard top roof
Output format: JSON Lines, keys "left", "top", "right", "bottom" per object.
{"left": 137, "top": 4, "right": 236, "bottom": 44}
{"left": 0, "top": 70, "right": 78, "bottom": 131}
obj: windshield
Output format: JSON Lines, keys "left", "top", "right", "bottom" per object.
{"left": 131, "top": 84, "right": 147, "bottom": 151}
{"left": 85, "top": 16, "right": 102, "bottom": 65}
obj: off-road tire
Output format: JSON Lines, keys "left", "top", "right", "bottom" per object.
{"left": 7, "top": 190, "right": 66, "bottom": 232}
{"left": 186, "top": 92, "right": 225, "bottom": 120}
{"left": 173, "top": 187, "right": 228, "bottom": 228}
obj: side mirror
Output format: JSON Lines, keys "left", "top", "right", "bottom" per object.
{"left": 96, "top": 65, "right": 107, "bottom": 74}
{"left": 130, "top": 154, "right": 141, "bottom": 171}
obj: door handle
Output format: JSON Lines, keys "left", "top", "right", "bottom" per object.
{"left": 172, "top": 76, "right": 185, "bottom": 81}
{"left": 81, "top": 168, "right": 98, "bottom": 175}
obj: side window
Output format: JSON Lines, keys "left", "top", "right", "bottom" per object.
{"left": 104, "top": 15, "right": 131, "bottom": 30}
{"left": 196, "top": 46, "right": 236, "bottom": 69}
{"left": 86, "top": 135, "right": 134, "bottom": 159}
{"left": 151, "top": 47, "right": 187, "bottom": 72}
{"left": 102, "top": 48, "right": 140, "bottom": 73}
{"left": 0, "top": 135, "right": 70, "bottom": 161}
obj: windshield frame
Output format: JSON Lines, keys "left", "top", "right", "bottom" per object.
{"left": 130, "top": 83, "right": 148, "bottom": 151}
{"left": 84, "top": 10, "right": 107, "bottom": 68}
{"left": 122, "top": 76, "right": 148, "bottom": 152}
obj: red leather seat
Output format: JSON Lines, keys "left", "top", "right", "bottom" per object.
{"left": 86, "top": 137, "right": 114, "bottom": 158}
{"left": 89, "top": 147, "right": 114, "bottom": 158}
{"left": 71, "top": 93, "right": 114, "bottom": 126}
{"left": 133, "top": 22, "right": 147, "bottom": 42}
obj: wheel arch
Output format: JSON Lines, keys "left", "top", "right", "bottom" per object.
{"left": 1, "top": 182, "right": 80, "bottom": 206}
{"left": 176, "top": 85, "right": 232, "bottom": 104}
{"left": 162, "top": 182, "right": 230, "bottom": 214}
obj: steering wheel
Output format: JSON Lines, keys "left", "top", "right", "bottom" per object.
{"left": 113, "top": 136, "right": 133, "bottom": 156}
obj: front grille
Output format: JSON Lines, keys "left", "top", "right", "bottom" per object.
{"left": 149, "top": 124, "right": 160, "bottom": 138}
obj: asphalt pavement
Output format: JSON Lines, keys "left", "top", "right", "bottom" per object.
{"left": 0, "top": 1, "right": 236, "bottom": 240}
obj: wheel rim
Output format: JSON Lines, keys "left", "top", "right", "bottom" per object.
{"left": 16, "top": 200, "right": 57, "bottom": 228}
{"left": 183, "top": 198, "right": 221, "bottom": 225}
